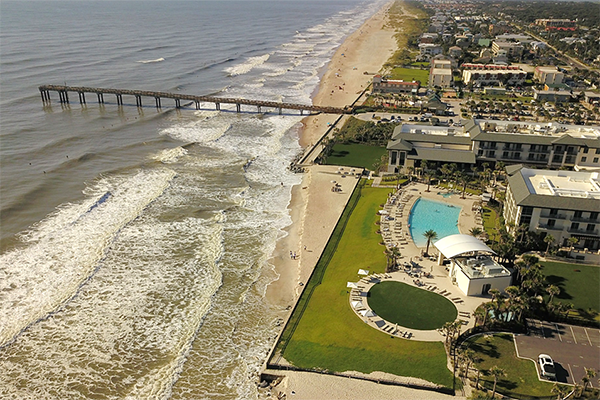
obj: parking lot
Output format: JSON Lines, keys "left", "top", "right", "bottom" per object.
{"left": 515, "top": 319, "right": 600, "bottom": 385}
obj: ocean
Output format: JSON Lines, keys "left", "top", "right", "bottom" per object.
{"left": 0, "top": 1, "right": 383, "bottom": 398}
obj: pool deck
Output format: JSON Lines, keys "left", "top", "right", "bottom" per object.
{"left": 349, "top": 182, "right": 489, "bottom": 341}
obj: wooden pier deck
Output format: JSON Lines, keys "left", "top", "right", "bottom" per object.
{"left": 38, "top": 85, "right": 352, "bottom": 115}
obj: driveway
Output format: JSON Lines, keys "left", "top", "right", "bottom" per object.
{"left": 514, "top": 319, "right": 600, "bottom": 386}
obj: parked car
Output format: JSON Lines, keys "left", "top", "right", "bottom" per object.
{"left": 538, "top": 354, "right": 556, "bottom": 380}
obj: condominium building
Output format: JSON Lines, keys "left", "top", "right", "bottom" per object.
{"left": 372, "top": 75, "right": 420, "bottom": 94}
{"left": 534, "top": 66, "right": 564, "bottom": 85}
{"left": 429, "top": 59, "right": 453, "bottom": 88}
{"left": 491, "top": 41, "right": 524, "bottom": 59}
{"left": 535, "top": 19, "right": 577, "bottom": 31}
{"left": 503, "top": 166, "right": 599, "bottom": 251}
{"left": 386, "top": 119, "right": 600, "bottom": 173}
{"left": 462, "top": 64, "right": 526, "bottom": 87}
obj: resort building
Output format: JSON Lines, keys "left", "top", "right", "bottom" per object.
{"left": 503, "top": 166, "right": 600, "bottom": 251}
{"left": 532, "top": 89, "right": 574, "bottom": 103}
{"left": 461, "top": 64, "right": 526, "bottom": 87}
{"left": 418, "top": 43, "right": 443, "bottom": 60}
{"left": 372, "top": 75, "right": 420, "bottom": 94}
{"left": 534, "top": 66, "right": 564, "bottom": 86}
{"left": 429, "top": 59, "right": 453, "bottom": 88}
{"left": 434, "top": 234, "right": 512, "bottom": 296}
{"left": 535, "top": 19, "right": 577, "bottom": 31}
{"left": 491, "top": 41, "right": 524, "bottom": 59}
{"left": 386, "top": 119, "right": 600, "bottom": 173}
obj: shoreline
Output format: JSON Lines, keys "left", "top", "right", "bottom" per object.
{"left": 265, "top": 0, "right": 396, "bottom": 309}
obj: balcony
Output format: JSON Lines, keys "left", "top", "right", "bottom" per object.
{"left": 568, "top": 227, "right": 599, "bottom": 235}
{"left": 540, "top": 212, "right": 567, "bottom": 219}
{"left": 537, "top": 224, "right": 563, "bottom": 231}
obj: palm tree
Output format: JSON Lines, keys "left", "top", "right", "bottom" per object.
{"left": 546, "top": 285, "right": 560, "bottom": 304}
{"left": 551, "top": 383, "right": 569, "bottom": 400}
{"left": 423, "top": 229, "right": 438, "bottom": 256}
{"left": 489, "top": 365, "right": 506, "bottom": 398}
{"left": 582, "top": 368, "right": 597, "bottom": 392}
{"left": 567, "top": 236, "right": 579, "bottom": 254}
{"left": 544, "top": 235, "right": 556, "bottom": 256}
{"left": 469, "top": 227, "right": 483, "bottom": 238}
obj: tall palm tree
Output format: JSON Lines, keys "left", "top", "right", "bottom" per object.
{"left": 423, "top": 229, "right": 438, "bottom": 256}
{"left": 489, "top": 365, "right": 506, "bottom": 398}
{"left": 551, "top": 382, "right": 569, "bottom": 400}
{"left": 546, "top": 285, "right": 560, "bottom": 304}
{"left": 582, "top": 368, "right": 597, "bottom": 392}
{"left": 544, "top": 235, "right": 556, "bottom": 256}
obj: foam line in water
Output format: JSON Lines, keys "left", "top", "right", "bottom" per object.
{"left": 225, "top": 53, "right": 270, "bottom": 77}
{"left": 0, "top": 168, "right": 176, "bottom": 348}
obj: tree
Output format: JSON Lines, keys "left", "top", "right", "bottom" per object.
{"left": 551, "top": 383, "right": 569, "bottom": 400}
{"left": 469, "top": 227, "right": 483, "bottom": 238}
{"left": 546, "top": 285, "right": 560, "bottom": 304}
{"left": 489, "top": 365, "right": 506, "bottom": 398}
{"left": 567, "top": 236, "right": 579, "bottom": 253}
{"left": 423, "top": 229, "right": 438, "bottom": 256}
{"left": 582, "top": 368, "right": 597, "bottom": 393}
{"left": 544, "top": 235, "right": 556, "bottom": 256}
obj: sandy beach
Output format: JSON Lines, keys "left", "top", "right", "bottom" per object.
{"left": 261, "top": 2, "right": 461, "bottom": 399}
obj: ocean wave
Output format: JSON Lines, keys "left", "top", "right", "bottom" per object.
{"left": 225, "top": 53, "right": 270, "bottom": 77}
{"left": 0, "top": 168, "right": 176, "bottom": 348}
{"left": 137, "top": 57, "right": 165, "bottom": 64}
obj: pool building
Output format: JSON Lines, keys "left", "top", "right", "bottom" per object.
{"left": 434, "top": 234, "right": 512, "bottom": 296}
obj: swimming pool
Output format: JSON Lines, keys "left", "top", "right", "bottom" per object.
{"left": 409, "top": 198, "right": 461, "bottom": 247}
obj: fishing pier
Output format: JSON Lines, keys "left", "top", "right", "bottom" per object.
{"left": 38, "top": 85, "right": 352, "bottom": 115}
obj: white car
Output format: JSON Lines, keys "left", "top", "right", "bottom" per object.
{"left": 538, "top": 354, "right": 556, "bottom": 380}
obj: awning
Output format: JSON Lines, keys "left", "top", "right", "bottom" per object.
{"left": 434, "top": 234, "right": 495, "bottom": 259}
{"left": 347, "top": 282, "right": 359, "bottom": 288}
{"left": 358, "top": 269, "right": 370, "bottom": 275}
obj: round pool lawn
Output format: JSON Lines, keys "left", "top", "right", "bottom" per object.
{"left": 367, "top": 281, "right": 458, "bottom": 330}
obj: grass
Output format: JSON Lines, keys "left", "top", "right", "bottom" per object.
{"left": 367, "top": 281, "right": 457, "bottom": 330}
{"left": 389, "top": 67, "right": 429, "bottom": 84}
{"left": 278, "top": 182, "right": 453, "bottom": 387}
{"left": 481, "top": 207, "right": 500, "bottom": 242}
{"left": 541, "top": 261, "right": 600, "bottom": 316}
{"left": 465, "top": 333, "right": 557, "bottom": 398}
{"left": 325, "top": 143, "right": 387, "bottom": 170}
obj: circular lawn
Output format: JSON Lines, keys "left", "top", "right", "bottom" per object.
{"left": 367, "top": 281, "right": 458, "bottom": 330}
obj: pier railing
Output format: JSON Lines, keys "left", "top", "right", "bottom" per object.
{"left": 38, "top": 85, "right": 352, "bottom": 115}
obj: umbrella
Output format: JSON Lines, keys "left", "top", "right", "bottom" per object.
{"left": 360, "top": 309, "right": 376, "bottom": 317}
{"left": 351, "top": 301, "right": 363, "bottom": 308}
{"left": 358, "top": 269, "right": 369, "bottom": 276}
{"left": 347, "top": 282, "right": 359, "bottom": 289}
{"left": 331, "top": 180, "right": 336, "bottom": 183}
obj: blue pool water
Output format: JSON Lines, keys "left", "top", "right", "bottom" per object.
{"left": 409, "top": 198, "right": 461, "bottom": 247}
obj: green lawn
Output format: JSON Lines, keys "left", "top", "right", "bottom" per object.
{"left": 389, "top": 67, "right": 429, "bottom": 84}
{"left": 279, "top": 182, "right": 453, "bottom": 387}
{"left": 367, "top": 281, "right": 457, "bottom": 330}
{"left": 541, "top": 261, "right": 600, "bottom": 314}
{"left": 465, "top": 333, "right": 557, "bottom": 398}
{"left": 325, "top": 143, "right": 387, "bottom": 170}
{"left": 482, "top": 207, "right": 499, "bottom": 242}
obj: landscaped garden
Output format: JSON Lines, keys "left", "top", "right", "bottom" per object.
{"left": 273, "top": 181, "right": 453, "bottom": 388}
{"left": 389, "top": 67, "right": 429, "bottom": 83}
{"left": 368, "top": 281, "right": 457, "bottom": 330}
{"left": 325, "top": 143, "right": 387, "bottom": 170}
{"left": 541, "top": 261, "right": 600, "bottom": 319}
{"left": 464, "top": 333, "right": 557, "bottom": 398}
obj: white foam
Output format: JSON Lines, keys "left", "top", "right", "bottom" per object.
{"left": 0, "top": 168, "right": 176, "bottom": 348}
{"left": 137, "top": 57, "right": 165, "bottom": 63}
{"left": 225, "top": 53, "right": 270, "bottom": 77}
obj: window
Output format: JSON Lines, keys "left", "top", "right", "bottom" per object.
{"left": 549, "top": 209, "right": 558, "bottom": 216}
{"left": 583, "top": 147, "right": 589, "bottom": 153}
{"left": 574, "top": 211, "right": 582, "bottom": 219}
{"left": 522, "top": 206, "right": 533, "bottom": 215}
{"left": 503, "top": 151, "right": 509, "bottom": 158}
{"left": 582, "top": 157, "right": 587, "bottom": 162}
{"left": 594, "top": 157, "right": 599, "bottom": 163}
{"left": 548, "top": 219, "right": 556, "bottom": 227}
{"left": 514, "top": 152, "right": 521, "bottom": 159}
{"left": 570, "top": 222, "right": 579, "bottom": 231}
{"left": 591, "top": 212, "right": 599, "bottom": 221}
{"left": 520, "top": 215, "right": 531, "bottom": 225}
{"left": 587, "top": 224, "right": 596, "bottom": 232}
{"left": 391, "top": 151, "right": 397, "bottom": 165}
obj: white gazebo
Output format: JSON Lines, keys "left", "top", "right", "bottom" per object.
{"left": 434, "top": 234, "right": 512, "bottom": 296}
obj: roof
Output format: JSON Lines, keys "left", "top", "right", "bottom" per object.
{"left": 507, "top": 168, "right": 600, "bottom": 212}
{"left": 434, "top": 234, "right": 496, "bottom": 258}
{"left": 387, "top": 138, "right": 413, "bottom": 151}
{"left": 407, "top": 148, "right": 476, "bottom": 164}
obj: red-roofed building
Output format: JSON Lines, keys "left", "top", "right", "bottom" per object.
{"left": 372, "top": 76, "right": 420, "bottom": 94}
